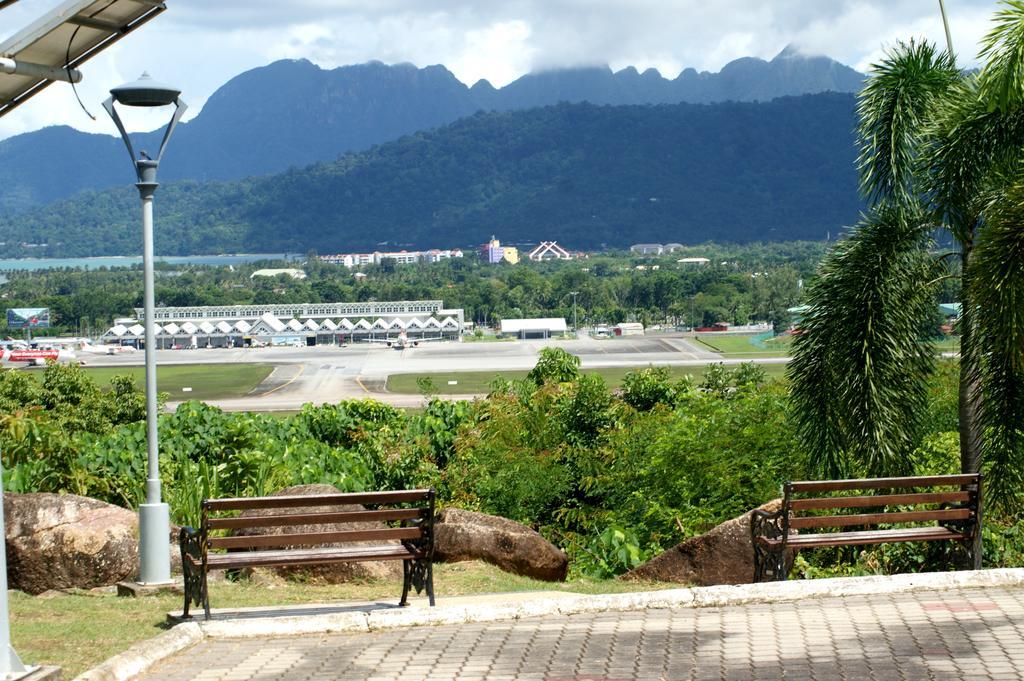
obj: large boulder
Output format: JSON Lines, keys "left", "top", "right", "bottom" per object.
{"left": 6, "top": 493, "right": 138, "bottom": 595}
{"left": 435, "top": 508, "right": 568, "bottom": 582}
{"left": 623, "top": 500, "right": 793, "bottom": 586}
{"left": 232, "top": 484, "right": 401, "bottom": 583}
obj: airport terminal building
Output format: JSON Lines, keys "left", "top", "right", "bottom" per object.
{"left": 101, "top": 300, "right": 465, "bottom": 348}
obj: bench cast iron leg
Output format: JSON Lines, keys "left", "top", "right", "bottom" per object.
{"left": 427, "top": 560, "right": 435, "bottom": 607}
{"left": 181, "top": 570, "right": 191, "bottom": 620}
{"left": 202, "top": 573, "right": 211, "bottom": 620}
{"left": 399, "top": 560, "right": 411, "bottom": 607}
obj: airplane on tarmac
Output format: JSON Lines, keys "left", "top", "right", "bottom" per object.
{"left": 0, "top": 347, "right": 77, "bottom": 366}
{"left": 78, "top": 341, "right": 136, "bottom": 356}
{"left": 362, "top": 331, "right": 444, "bottom": 350}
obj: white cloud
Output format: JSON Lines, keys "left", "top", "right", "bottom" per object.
{"left": 0, "top": 0, "right": 1004, "bottom": 141}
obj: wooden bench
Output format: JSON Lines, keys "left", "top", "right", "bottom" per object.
{"left": 751, "top": 474, "right": 982, "bottom": 582}
{"left": 179, "top": 488, "right": 436, "bottom": 619}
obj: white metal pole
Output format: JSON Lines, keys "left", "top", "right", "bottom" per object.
{"left": 137, "top": 160, "right": 171, "bottom": 584}
{"left": 0, "top": 459, "right": 27, "bottom": 676}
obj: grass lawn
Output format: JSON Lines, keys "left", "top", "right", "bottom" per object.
{"left": 388, "top": 363, "right": 789, "bottom": 395}
{"left": 12, "top": 561, "right": 672, "bottom": 677}
{"left": 694, "top": 333, "right": 793, "bottom": 358}
{"left": 41, "top": 364, "right": 274, "bottom": 402}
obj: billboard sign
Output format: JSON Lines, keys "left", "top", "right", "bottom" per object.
{"left": 6, "top": 308, "right": 50, "bottom": 329}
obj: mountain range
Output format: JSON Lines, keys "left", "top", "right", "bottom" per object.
{"left": 0, "top": 93, "right": 861, "bottom": 257}
{"left": 0, "top": 46, "right": 863, "bottom": 214}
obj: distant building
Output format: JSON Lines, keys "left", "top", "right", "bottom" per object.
{"left": 664, "top": 243, "right": 684, "bottom": 253}
{"left": 939, "top": 303, "right": 961, "bottom": 318}
{"left": 677, "top": 257, "right": 710, "bottom": 265}
{"left": 528, "top": 241, "right": 573, "bottom": 261}
{"left": 630, "top": 244, "right": 663, "bottom": 256}
{"left": 320, "top": 249, "right": 462, "bottom": 268}
{"left": 482, "top": 236, "right": 519, "bottom": 264}
{"left": 614, "top": 322, "right": 645, "bottom": 336}
{"left": 104, "top": 300, "right": 465, "bottom": 348}
{"left": 251, "top": 268, "right": 307, "bottom": 279}
{"left": 500, "top": 317, "right": 568, "bottom": 339}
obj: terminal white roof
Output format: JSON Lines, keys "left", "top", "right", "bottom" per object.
{"left": 259, "top": 313, "right": 286, "bottom": 333}
{"left": 215, "top": 321, "right": 233, "bottom": 334}
{"left": 320, "top": 319, "right": 338, "bottom": 331}
{"left": 500, "top": 318, "right": 568, "bottom": 333}
{"left": 250, "top": 268, "right": 307, "bottom": 279}
{"left": 127, "top": 324, "right": 144, "bottom": 337}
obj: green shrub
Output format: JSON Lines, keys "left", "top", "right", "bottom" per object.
{"left": 620, "top": 366, "right": 676, "bottom": 411}
{"left": 527, "top": 347, "right": 581, "bottom": 385}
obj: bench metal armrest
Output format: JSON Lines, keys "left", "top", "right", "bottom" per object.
{"left": 751, "top": 508, "right": 788, "bottom": 547}
{"left": 179, "top": 526, "right": 203, "bottom": 564}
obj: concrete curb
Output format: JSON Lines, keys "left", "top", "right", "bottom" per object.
{"left": 73, "top": 622, "right": 202, "bottom": 681}
{"left": 75, "top": 568, "right": 1024, "bottom": 679}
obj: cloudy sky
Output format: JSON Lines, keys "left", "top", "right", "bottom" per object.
{"left": 0, "top": 0, "right": 1001, "bottom": 141}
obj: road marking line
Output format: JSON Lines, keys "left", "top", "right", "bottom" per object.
{"left": 255, "top": 364, "right": 304, "bottom": 397}
{"left": 355, "top": 376, "right": 370, "bottom": 393}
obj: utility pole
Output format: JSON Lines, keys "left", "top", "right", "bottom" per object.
{"left": 569, "top": 292, "right": 579, "bottom": 335}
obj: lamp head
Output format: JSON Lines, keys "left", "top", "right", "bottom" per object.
{"left": 109, "top": 72, "right": 180, "bottom": 107}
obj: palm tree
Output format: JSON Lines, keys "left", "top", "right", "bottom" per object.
{"left": 789, "top": 2, "right": 1024, "bottom": 506}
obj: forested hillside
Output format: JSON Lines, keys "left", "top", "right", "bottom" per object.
{"left": 0, "top": 47, "right": 862, "bottom": 212}
{"left": 0, "top": 94, "right": 860, "bottom": 257}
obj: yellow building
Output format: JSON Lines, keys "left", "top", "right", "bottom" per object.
{"left": 502, "top": 247, "right": 519, "bottom": 264}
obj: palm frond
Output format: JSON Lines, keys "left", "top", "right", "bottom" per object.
{"left": 857, "top": 40, "right": 961, "bottom": 207}
{"left": 923, "top": 77, "right": 1024, "bottom": 240}
{"left": 789, "top": 206, "right": 940, "bottom": 478}
{"left": 969, "top": 181, "right": 1024, "bottom": 508}
{"left": 979, "top": 0, "right": 1024, "bottom": 112}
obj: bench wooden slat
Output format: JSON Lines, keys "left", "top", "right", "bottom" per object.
{"left": 788, "top": 491, "right": 971, "bottom": 511}
{"left": 788, "top": 508, "right": 971, "bottom": 530}
{"left": 199, "top": 545, "right": 422, "bottom": 570}
{"left": 207, "top": 508, "right": 426, "bottom": 531}
{"left": 209, "top": 526, "right": 423, "bottom": 550}
{"left": 788, "top": 474, "right": 979, "bottom": 493}
{"left": 203, "top": 489, "right": 434, "bottom": 511}
{"left": 760, "top": 525, "right": 966, "bottom": 549}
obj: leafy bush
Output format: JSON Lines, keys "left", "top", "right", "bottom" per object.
{"left": 2, "top": 351, "right": 1020, "bottom": 581}
{"left": 573, "top": 524, "right": 650, "bottom": 579}
{"left": 527, "top": 347, "right": 581, "bottom": 385}
{"left": 620, "top": 366, "right": 676, "bottom": 411}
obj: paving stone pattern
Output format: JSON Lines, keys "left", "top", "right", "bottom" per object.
{"left": 139, "top": 586, "right": 1024, "bottom": 680}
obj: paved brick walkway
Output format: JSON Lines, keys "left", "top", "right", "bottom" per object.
{"left": 138, "top": 586, "right": 1024, "bottom": 680}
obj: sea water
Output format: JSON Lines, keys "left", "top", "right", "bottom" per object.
{"left": 0, "top": 254, "right": 296, "bottom": 272}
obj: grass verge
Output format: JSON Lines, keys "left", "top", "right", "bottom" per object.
{"left": 693, "top": 333, "right": 792, "bottom": 357}
{"left": 35, "top": 364, "right": 274, "bottom": 402}
{"left": 12, "top": 561, "right": 672, "bottom": 677}
{"left": 389, "top": 363, "right": 788, "bottom": 395}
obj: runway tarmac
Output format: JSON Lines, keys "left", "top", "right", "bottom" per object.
{"left": 83, "top": 334, "right": 785, "bottom": 411}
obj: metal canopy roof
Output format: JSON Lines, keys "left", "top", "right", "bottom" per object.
{"left": 0, "top": 0, "right": 166, "bottom": 118}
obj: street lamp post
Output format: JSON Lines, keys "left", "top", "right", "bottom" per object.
{"left": 569, "top": 291, "right": 579, "bottom": 335}
{"left": 938, "top": 0, "right": 955, "bottom": 59}
{"left": 103, "top": 73, "right": 187, "bottom": 585}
